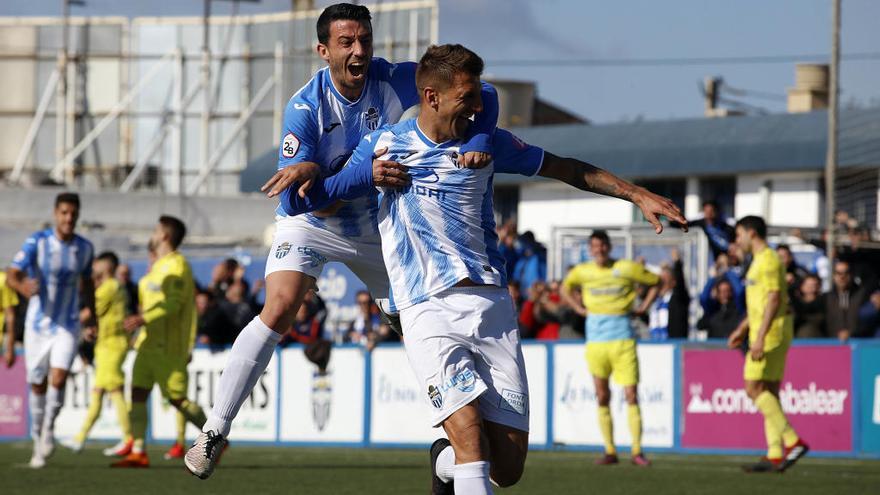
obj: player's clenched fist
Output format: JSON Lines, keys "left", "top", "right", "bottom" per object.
{"left": 459, "top": 151, "right": 492, "bottom": 169}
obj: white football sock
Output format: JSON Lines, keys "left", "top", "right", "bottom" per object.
{"left": 43, "top": 385, "right": 64, "bottom": 435}
{"left": 454, "top": 461, "right": 493, "bottom": 495}
{"left": 203, "top": 316, "right": 280, "bottom": 437}
{"left": 435, "top": 445, "right": 456, "bottom": 483}
{"left": 29, "top": 392, "right": 46, "bottom": 440}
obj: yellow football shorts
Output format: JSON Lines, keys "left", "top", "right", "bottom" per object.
{"left": 744, "top": 340, "right": 790, "bottom": 382}
{"left": 93, "top": 346, "right": 127, "bottom": 390}
{"left": 586, "top": 339, "right": 639, "bottom": 386}
{"left": 131, "top": 349, "right": 189, "bottom": 400}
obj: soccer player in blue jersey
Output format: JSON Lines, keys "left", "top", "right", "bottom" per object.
{"left": 6, "top": 192, "right": 96, "bottom": 469}
{"left": 280, "top": 44, "right": 686, "bottom": 494}
{"left": 185, "top": 3, "right": 498, "bottom": 479}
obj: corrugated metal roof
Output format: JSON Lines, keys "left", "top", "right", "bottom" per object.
{"left": 241, "top": 108, "right": 880, "bottom": 192}
{"left": 501, "top": 107, "right": 880, "bottom": 183}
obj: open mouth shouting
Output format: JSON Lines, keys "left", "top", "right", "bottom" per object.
{"left": 348, "top": 60, "right": 367, "bottom": 80}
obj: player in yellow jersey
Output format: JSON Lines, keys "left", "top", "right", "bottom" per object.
{"left": 111, "top": 216, "right": 207, "bottom": 468}
{"left": 561, "top": 230, "right": 660, "bottom": 467}
{"left": 1, "top": 271, "right": 20, "bottom": 368}
{"left": 62, "top": 252, "right": 132, "bottom": 454}
{"left": 727, "top": 216, "right": 808, "bottom": 473}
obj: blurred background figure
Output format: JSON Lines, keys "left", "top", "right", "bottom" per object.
{"left": 647, "top": 250, "right": 690, "bottom": 340}
{"left": 825, "top": 261, "right": 869, "bottom": 341}
{"left": 792, "top": 275, "right": 827, "bottom": 339}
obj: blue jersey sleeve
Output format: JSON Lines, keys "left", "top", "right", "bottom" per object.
{"left": 80, "top": 239, "right": 94, "bottom": 278}
{"left": 10, "top": 233, "right": 38, "bottom": 271}
{"left": 280, "top": 133, "right": 377, "bottom": 215}
{"left": 278, "top": 91, "right": 321, "bottom": 169}
{"left": 460, "top": 81, "right": 499, "bottom": 155}
{"left": 372, "top": 58, "right": 419, "bottom": 110}
{"left": 491, "top": 128, "right": 545, "bottom": 176}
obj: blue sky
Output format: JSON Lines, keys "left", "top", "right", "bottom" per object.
{"left": 4, "top": 0, "right": 879, "bottom": 123}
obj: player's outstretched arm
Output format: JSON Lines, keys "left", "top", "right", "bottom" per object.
{"left": 537, "top": 152, "right": 688, "bottom": 234}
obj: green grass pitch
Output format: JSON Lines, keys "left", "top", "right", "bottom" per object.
{"left": 1, "top": 442, "right": 878, "bottom": 494}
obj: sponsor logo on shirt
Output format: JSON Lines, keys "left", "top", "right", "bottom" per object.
{"left": 282, "top": 133, "right": 300, "bottom": 158}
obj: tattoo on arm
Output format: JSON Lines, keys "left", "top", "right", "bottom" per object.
{"left": 539, "top": 152, "right": 636, "bottom": 201}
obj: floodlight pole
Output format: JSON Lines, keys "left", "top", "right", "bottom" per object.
{"left": 824, "top": 0, "right": 840, "bottom": 261}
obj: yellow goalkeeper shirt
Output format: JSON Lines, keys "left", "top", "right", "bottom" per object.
{"left": 134, "top": 251, "right": 196, "bottom": 359}
{"left": 95, "top": 277, "right": 128, "bottom": 351}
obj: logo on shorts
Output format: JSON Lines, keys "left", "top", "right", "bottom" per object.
{"left": 364, "top": 107, "right": 380, "bottom": 130}
{"left": 297, "top": 246, "right": 327, "bottom": 268}
{"left": 275, "top": 242, "right": 292, "bottom": 259}
{"left": 428, "top": 385, "right": 443, "bottom": 409}
{"left": 499, "top": 389, "right": 528, "bottom": 416}
{"left": 440, "top": 369, "right": 477, "bottom": 394}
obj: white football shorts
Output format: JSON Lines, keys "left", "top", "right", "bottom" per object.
{"left": 400, "top": 285, "right": 530, "bottom": 432}
{"left": 24, "top": 327, "right": 78, "bottom": 384}
{"left": 265, "top": 215, "right": 391, "bottom": 298}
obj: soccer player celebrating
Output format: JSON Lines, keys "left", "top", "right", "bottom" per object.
{"left": 112, "top": 216, "right": 206, "bottom": 468}
{"left": 727, "top": 216, "right": 809, "bottom": 472}
{"left": 560, "top": 231, "right": 660, "bottom": 466}
{"left": 279, "top": 43, "right": 685, "bottom": 494}
{"left": 1, "top": 269, "right": 20, "bottom": 369}
{"left": 6, "top": 192, "right": 96, "bottom": 469}
{"left": 63, "top": 251, "right": 132, "bottom": 454}
{"left": 185, "top": 3, "right": 498, "bottom": 479}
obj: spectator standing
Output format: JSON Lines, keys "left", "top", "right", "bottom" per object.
{"left": 792, "top": 275, "right": 826, "bottom": 338}
{"left": 777, "top": 244, "right": 810, "bottom": 299}
{"left": 513, "top": 232, "right": 547, "bottom": 298}
{"left": 196, "top": 290, "right": 236, "bottom": 348}
{"left": 647, "top": 250, "right": 690, "bottom": 339}
{"left": 700, "top": 253, "right": 745, "bottom": 319}
{"left": 825, "top": 261, "right": 870, "bottom": 341}
{"left": 697, "top": 278, "right": 741, "bottom": 339}
{"left": 688, "top": 200, "right": 735, "bottom": 261}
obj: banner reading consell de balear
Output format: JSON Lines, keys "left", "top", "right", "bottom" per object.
{"left": 681, "top": 345, "right": 852, "bottom": 452}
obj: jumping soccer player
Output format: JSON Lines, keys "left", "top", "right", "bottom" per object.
{"left": 63, "top": 251, "right": 132, "bottom": 454}
{"left": 279, "top": 43, "right": 685, "bottom": 494}
{"left": 727, "top": 216, "right": 809, "bottom": 473}
{"left": 6, "top": 192, "right": 96, "bottom": 469}
{"left": 112, "top": 216, "right": 206, "bottom": 468}
{"left": 185, "top": 3, "right": 498, "bottom": 479}
{"left": 560, "top": 231, "right": 660, "bottom": 466}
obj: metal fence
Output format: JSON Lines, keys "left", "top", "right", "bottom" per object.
{"left": 0, "top": 1, "right": 438, "bottom": 195}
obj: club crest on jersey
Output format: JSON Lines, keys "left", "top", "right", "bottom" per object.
{"left": 275, "top": 242, "right": 292, "bottom": 259}
{"left": 282, "top": 133, "right": 300, "bottom": 158}
{"left": 428, "top": 385, "right": 443, "bottom": 409}
{"left": 364, "top": 106, "right": 380, "bottom": 130}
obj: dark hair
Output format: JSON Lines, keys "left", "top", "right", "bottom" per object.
{"left": 714, "top": 278, "right": 732, "bottom": 291}
{"left": 416, "top": 44, "right": 484, "bottom": 91}
{"left": 159, "top": 215, "right": 187, "bottom": 249}
{"left": 776, "top": 243, "right": 791, "bottom": 254}
{"left": 702, "top": 200, "right": 719, "bottom": 210}
{"left": 735, "top": 215, "right": 767, "bottom": 240}
{"left": 316, "top": 3, "right": 372, "bottom": 44}
{"left": 590, "top": 230, "right": 611, "bottom": 246}
{"left": 55, "top": 192, "right": 80, "bottom": 209}
{"left": 96, "top": 251, "right": 119, "bottom": 272}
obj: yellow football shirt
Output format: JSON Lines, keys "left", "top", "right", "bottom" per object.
{"left": 563, "top": 259, "right": 660, "bottom": 316}
{"left": 95, "top": 277, "right": 128, "bottom": 352}
{"left": 1, "top": 272, "right": 20, "bottom": 342}
{"left": 745, "top": 247, "right": 793, "bottom": 351}
{"left": 134, "top": 251, "right": 196, "bottom": 359}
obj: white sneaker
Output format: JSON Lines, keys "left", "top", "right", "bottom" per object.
{"left": 61, "top": 438, "right": 84, "bottom": 454}
{"left": 39, "top": 431, "right": 56, "bottom": 459}
{"left": 29, "top": 452, "right": 46, "bottom": 469}
{"left": 184, "top": 431, "right": 227, "bottom": 480}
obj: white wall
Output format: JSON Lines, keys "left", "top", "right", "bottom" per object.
{"left": 517, "top": 182, "right": 633, "bottom": 244}
{"left": 735, "top": 172, "right": 821, "bottom": 227}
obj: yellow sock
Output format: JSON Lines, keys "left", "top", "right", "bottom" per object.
{"left": 176, "top": 411, "right": 186, "bottom": 445}
{"left": 764, "top": 417, "right": 783, "bottom": 459}
{"left": 598, "top": 406, "right": 616, "bottom": 455}
{"left": 627, "top": 404, "right": 643, "bottom": 456}
{"left": 176, "top": 399, "right": 207, "bottom": 430}
{"left": 755, "top": 391, "right": 799, "bottom": 448}
{"left": 130, "top": 401, "right": 148, "bottom": 454}
{"left": 108, "top": 390, "right": 131, "bottom": 441}
{"left": 75, "top": 390, "right": 104, "bottom": 443}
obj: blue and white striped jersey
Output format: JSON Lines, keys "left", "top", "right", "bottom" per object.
{"left": 10, "top": 228, "right": 94, "bottom": 335}
{"left": 274, "top": 57, "right": 497, "bottom": 239}
{"left": 282, "top": 120, "right": 544, "bottom": 311}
